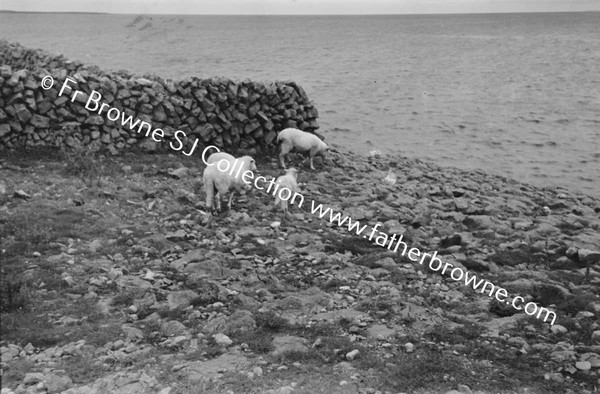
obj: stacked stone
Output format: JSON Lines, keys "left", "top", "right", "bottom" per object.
{"left": 0, "top": 41, "right": 320, "bottom": 153}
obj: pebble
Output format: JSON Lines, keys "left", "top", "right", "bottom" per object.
{"left": 576, "top": 361, "right": 592, "bottom": 371}
{"left": 550, "top": 325, "right": 568, "bottom": 335}
{"left": 213, "top": 333, "right": 233, "bottom": 347}
{"left": 346, "top": 349, "right": 360, "bottom": 361}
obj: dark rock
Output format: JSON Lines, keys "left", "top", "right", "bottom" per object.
{"left": 204, "top": 310, "right": 256, "bottom": 335}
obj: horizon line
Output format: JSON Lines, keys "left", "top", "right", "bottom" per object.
{"left": 1, "top": 9, "right": 599, "bottom": 16}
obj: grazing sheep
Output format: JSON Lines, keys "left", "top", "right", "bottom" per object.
{"left": 203, "top": 152, "right": 257, "bottom": 212}
{"left": 277, "top": 128, "right": 329, "bottom": 170}
{"left": 273, "top": 168, "right": 299, "bottom": 213}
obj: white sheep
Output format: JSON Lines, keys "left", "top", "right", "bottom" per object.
{"left": 273, "top": 168, "right": 299, "bottom": 213}
{"left": 203, "top": 152, "right": 257, "bottom": 212}
{"left": 277, "top": 128, "right": 329, "bottom": 170}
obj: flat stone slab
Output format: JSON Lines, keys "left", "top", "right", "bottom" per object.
{"left": 177, "top": 353, "right": 250, "bottom": 383}
{"left": 366, "top": 324, "right": 396, "bottom": 340}
{"left": 311, "top": 308, "right": 365, "bottom": 322}
{"left": 271, "top": 335, "right": 309, "bottom": 357}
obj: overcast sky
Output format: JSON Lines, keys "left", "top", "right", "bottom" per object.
{"left": 2, "top": 0, "right": 600, "bottom": 14}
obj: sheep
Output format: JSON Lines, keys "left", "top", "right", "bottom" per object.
{"left": 273, "top": 168, "right": 299, "bottom": 213}
{"left": 203, "top": 152, "right": 257, "bottom": 212}
{"left": 277, "top": 128, "right": 329, "bottom": 170}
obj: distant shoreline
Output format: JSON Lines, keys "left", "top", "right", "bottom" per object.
{"left": 1, "top": 10, "right": 599, "bottom": 16}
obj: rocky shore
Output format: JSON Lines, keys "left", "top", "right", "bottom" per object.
{"left": 1, "top": 146, "right": 600, "bottom": 393}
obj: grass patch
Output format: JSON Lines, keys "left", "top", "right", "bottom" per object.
{"left": 356, "top": 296, "right": 399, "bottom": 318}
{"left": 1, "top": 358, "right": 36, "bottom": 388}
{"left": 62, "top": 147, "right": 128, "bottom": 186}
{"left": 425, "top": 323, "right": 486, "bottom": 344}
{"left": 56, "top": 352, "right": 115, "bottom": 385}
{"left": 555, "top": 290, "right": 598, "bottom": 316}
{"left": 0, "top": 296, "right": 116, "bottom": 348}
{"left": 235, "top": 328, "right": 274, "bottom": 354}
{"left": 1, "top": 309, "right": 63, "bottom": 348}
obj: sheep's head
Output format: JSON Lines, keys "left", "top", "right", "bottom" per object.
{"left": 286, "top": 167, "right": 298, "bottom": 180}
{"left": 239, "top": 156, "right": 257, "bottom": 172}
{"left": 318, "top": 141, "right": 329, "bottom": 157}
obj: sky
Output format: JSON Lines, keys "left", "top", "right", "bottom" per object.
{"left": 2, "top": 0, "right": 600, "bottom": 14}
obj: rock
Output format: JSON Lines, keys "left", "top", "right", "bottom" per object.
{"left": 550, "top": 325, "right": 568, "bottom": 335}
{"left": 23, "top": 343, "right": 35, "bottom": 354}
{"left": 404, "top": 342, "right": 415, "bottom": 353}
{"left": 271, "top": 335, "right": 309, "bottom": 357}
{"left": 576, "top": 361, "right": 592, "bottom": 371}
{"left": 312, "top": 309, "right": 365, "bottom": 322}
{"left": 346, "top": 349, "right": 360, "bottom": 360}
{"left": 161, "top": 320, "right": 188, "bottom": 337}
{"left": 502, "top": 279, "right": 535, "bottom": 295}
{"left": 170, "top": 249, "right": 206, "bottom": 270}
{"left": 462, "top": 215, "right": 510, "bottom": 234}
{"left": 121, "top": 324, "right": 144, "bottom": 342}
{"left": 566, "top": 246, "right": 579, "bottom": 260}
{"left": 30, "top": 114, "right": 50, "bottom": 128}
{"left": 507, "top": 337, "right": 529, "bottom": 350}
{"left": 116, "top": 275, "right": 153, "bottom": 290}
{"left": 366, "top": 324, "right": 395, "bottom": 340}
{"left": 1, "top": 345, "right": 20, "bottom": 363}
{"left": 204, "top": 310, "right": 256, "bottom": 335}
{"left": 61, "top": 371, "right": 159, "bottom": 394}
{"left": 576, "top": 311, "right": 595, "bottom": 319}
{"left": 591, "top": 330, "right": 600, "bottom": 343}
{"left": 168, "top": 167, "right": 189, "bottom": 179}
{"left": 24, "top": 372, "right": 45, "bottom": 385}
{"left": 165, "top": 229, "right": 187, "bottom": 242}
{"left": 13, "top": 189, "right": 31, "bottom": 199}
{"left": 167, "top": 290, "right": 199, "bottom": 310}
{"left": 0, "top": 123, "right": 10, "bottom": 138}
{"left": 176, "top": 353, "right": 250, "bottom": 383}
{"left": 213, "top": 333, "right": 233, "bottom": 347}
{"left": 373, "top": 257, "right": 398, "bottom": 271}
{"left": 44, "top": 373, "right": 73, "bottom": 393}
{"left": 550, "top": 348, "right": 576, "bottom": 363}
{"left": 580, "top": 353, "right": 600, "bottom": 368}
{"left": 138, "top": 138, "right": 157, "bottom": 152}
{"left": 579, "top": 249, "right": 600, "bottom": 264}
{"left": 544, "top": 372, "right": 564, "bottom": 383}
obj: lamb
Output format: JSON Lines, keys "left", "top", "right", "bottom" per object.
{"left": 277, "top": 128, "right": 329, "bottom": 170}
{"left": 273, "top": 168, "right": 299, "bottom": 213}
{"left": 203, "top": 152, "right": 257, "bottom": 212}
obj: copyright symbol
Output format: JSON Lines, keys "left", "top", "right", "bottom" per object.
{"left": 40, "top": 75, "right": 54, "bottom": 90}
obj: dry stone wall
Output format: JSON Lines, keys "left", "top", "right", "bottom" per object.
{"left": 0, "top": 41, "right": 320, "bottom": 154}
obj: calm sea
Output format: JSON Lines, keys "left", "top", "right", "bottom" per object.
{"left": 1, "top": 12, "right": 599, "bottom": 196}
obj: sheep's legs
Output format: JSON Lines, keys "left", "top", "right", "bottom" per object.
{"left": 227, "top": 192, "right": 235, "bottom": 211}
{"left": 301, "top": 152, "right": 316, "bottom": 170}
{"left": 280, "top": 143, "right": 293, "bottom": 169}
{"left": 205, "top": 180, "right": 219, "bottom": 214}
{"left": 215, "top": 192, "right": 222, "bottom": 213}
